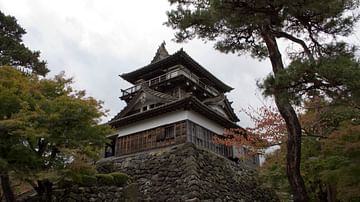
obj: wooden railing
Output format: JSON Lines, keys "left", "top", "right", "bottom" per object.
{"left": 121, "top": 67, "right": 219, "bottom": 97}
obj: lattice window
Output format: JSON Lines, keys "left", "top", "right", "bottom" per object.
{"left": 164, "top": 125, "right": 175, "bottom": 139}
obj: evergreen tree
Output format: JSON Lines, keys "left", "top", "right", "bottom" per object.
{"left": 0, "top": 10, "right": 48, "bottom": 76}
{"left": 165, "top": 1, "right": 359, "bottom": 201}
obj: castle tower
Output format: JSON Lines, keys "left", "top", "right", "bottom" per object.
{"left": 107, "top": 44, "right": 251, "bottom": 162}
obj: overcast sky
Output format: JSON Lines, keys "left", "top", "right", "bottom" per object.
{"left": 1, "top": 0, "right": 359, "bottom": 127}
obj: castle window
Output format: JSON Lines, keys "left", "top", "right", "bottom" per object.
{"left": 164, "top": 125, "right": 175, "bottom": 139}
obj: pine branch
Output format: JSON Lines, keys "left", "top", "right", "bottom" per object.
{"left": 272, "top": 30, "right": 314, "bottom": 61}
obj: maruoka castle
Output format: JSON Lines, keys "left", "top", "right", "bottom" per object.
{"left": 93, "top": 44, "right": 277, "bottom": 202}
{"left": 104, "top": 43, "right": 259, "bottom": 167}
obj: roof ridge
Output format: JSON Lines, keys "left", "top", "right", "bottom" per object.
{"left": 150, "top": 41, "right": 169, "bottom": 64}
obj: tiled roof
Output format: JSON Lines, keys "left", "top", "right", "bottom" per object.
{"left": 109, "top": 96, "right": 240, "bottom": 129}
{"left": 202, "top": 94, "right": 240, "bottom": 122}
{"left": 120, "top": 49, "right": 233, "bottom": 93}
{"left": 110, "top": 86, "right": 177, "bottom": 121}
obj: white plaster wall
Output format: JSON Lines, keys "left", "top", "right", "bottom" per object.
{"left": 116, "top": 111, "right": 188, "bottom": 137}
{"left": 115, "top": 110, "right": 226, "bottom": 137}
{"left": 186, "top": 111, "right": 225, "bottom": 134}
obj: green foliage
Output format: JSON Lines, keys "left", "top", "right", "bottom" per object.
{"left": 58, "top": 174, "right": 97, "bottom": 187}
{"left": 320, "top": 123, "right": 360, "bottom": 201}
{"left": 261, "top": 97, "right": 360, "bottom": 201}
{"left": 95, "top": 174, "right": 115, "bottom": 186}
{"left": 57, "top": 161, "right": 98, "bottom": 187}
{"left": 0, "top": 11, "right": 48, "bottom": 76}
{"left": 166, "top": 0, "right": 359, "bottom": 59}
{"left": 80, "top": 175, "right": 98, "bottom": 187}
{"left": 57, "top": 174, "right": 97, "bottom": 188}
{"left": 110, "top": 172, "right": 130, "bottom": 187}
{"left": 57, "top": 178, "right": 74, "bottom": 188}
{"left": 0, "top": 66, "right": 113, "bottom": 189}
{"left": 260, "top": 147, "right": 290, "bottom": 196}
{"left": 166, "top": 1, "right": 360, "bottom": 200}
{"left": 260, "top": 47, "right": 360, "bottom": 106}
{"left": 96, "top": 172, "right": 130, "bottom": 187}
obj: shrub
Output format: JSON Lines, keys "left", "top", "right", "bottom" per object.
{"left": 57, "top": 174, "right": 98, "bottom": 187}
{"left": 57, "top": 177, "right": 73, "bottom": 188}
{"left": 80, "top": 175, "right": 97, "bottom": 187}
{"left": 71, "top": 174, "right": 83, "bottom": 185}
{"left": 57, "top": 164, "right": 98, "bottom": 187}
{"left": 110, "top": 172, "right": 130, "bottom": 187}
{"left": 96, "top": 173, "right": 114, "bottom": 186}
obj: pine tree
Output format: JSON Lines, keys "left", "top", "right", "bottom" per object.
{"left": 0, "top": 10, "right": 48, "bottom": 76}
{"left": 166, "top": 1, "right": 359, "bottom": 201}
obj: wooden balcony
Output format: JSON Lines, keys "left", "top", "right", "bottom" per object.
{"left": 121, "top": 67, "right": 219, "bottom": 97}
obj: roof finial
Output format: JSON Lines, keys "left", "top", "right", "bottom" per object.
{"left": 151, "top": 41, "right": 169, "bottom": 63}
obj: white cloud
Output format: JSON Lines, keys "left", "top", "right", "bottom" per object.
{"left": 1, "top": 0, "right": 279, "bottom": 127}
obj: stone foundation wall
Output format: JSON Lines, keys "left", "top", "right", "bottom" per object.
{"left": 97, "top": 143, "right": 278, "bottom": 202}
{"left": 20, "top": 143, "right": 277, "bottom": 202}
{"left": 19, "top": 184, "right": 139, "bottom": 202}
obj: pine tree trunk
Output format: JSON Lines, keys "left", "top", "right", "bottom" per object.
{"left": 1, "top": 174, "right": 15, "bottom": 202}
{"left": 261, "top": 29, "right": 309, "bottom": 202}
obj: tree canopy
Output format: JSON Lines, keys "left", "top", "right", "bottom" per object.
{"left": 261, "top": 96, "right": 360, "bottom": 201}
{"left": 0, "top": 66, "right": 112, "bottom": 201}
{"left": 0, "top": 10, "right": 48, "bottom": 76}
{"left": 166, "top": 0, "right": 360, "bottom": 201}
{"left": 260, "top": 44, "right": 360, "bottom": 107}
{"left": 166, "top": 0, "right": 358, "bottom": 60}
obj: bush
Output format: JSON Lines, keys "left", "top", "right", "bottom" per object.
{"left": 57, "top": 177, "right": 73, "bottom": 188}
{"left": 110, "top": 172, "right": 130, "bottom": 187}
{"left": 57, "top": 164, "right": 98, "bottom": 187}
{"left": 80, "top": 175, "right": 97, "bottom": 187}
{"left": 57, "top": 174, "right": 98, "bottom": 187}
{"left": 96, "top": 173, "right": 114, "bottom": 186}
